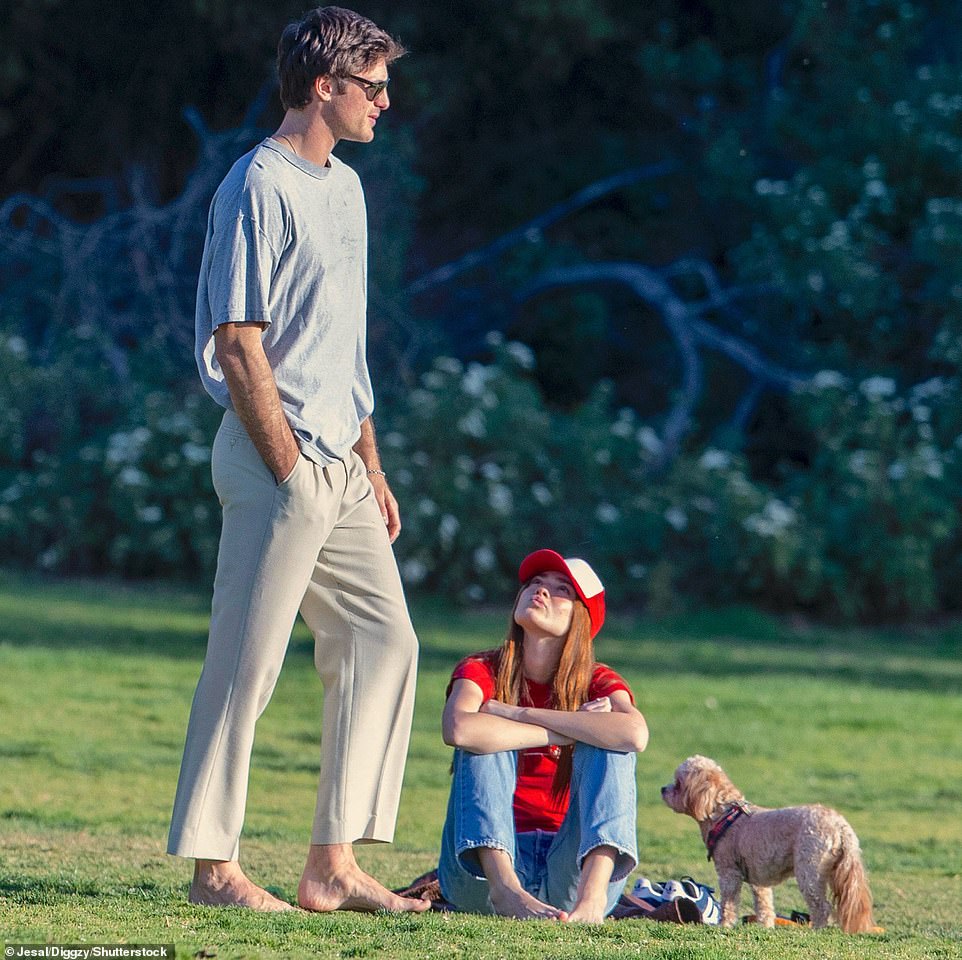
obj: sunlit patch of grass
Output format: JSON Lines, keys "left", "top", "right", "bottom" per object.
{"left": 0, "top": 573, "right": 960, "bottom": 956}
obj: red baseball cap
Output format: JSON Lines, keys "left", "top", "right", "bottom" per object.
{"left": 518, "top": 549, "right": 606, "bottom": 638}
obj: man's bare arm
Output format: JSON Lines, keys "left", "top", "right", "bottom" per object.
{"left": 354, "top": 416, "right": 402, "bottom": 542}
{"left": 214, "top": 322, "right": 300, "bottom": 483}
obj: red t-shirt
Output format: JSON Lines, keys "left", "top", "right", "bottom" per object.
{"left": 446, "top": 650, "right": 634, "bottom": 832}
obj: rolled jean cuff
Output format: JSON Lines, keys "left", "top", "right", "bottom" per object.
{"left": 578, "top": 838, "right": 637, "bottom": 883}
{"left": 457, "top": 838, "right": 513, "bottom": 878}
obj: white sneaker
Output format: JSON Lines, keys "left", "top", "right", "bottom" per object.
{"left": 662, "top": 877, "right": 720, "bottom": 925}
{"left": 630, "top": 877, "right": 667, "bottom": 908}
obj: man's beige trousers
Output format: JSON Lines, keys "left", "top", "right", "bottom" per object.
{"left": 167, "top": 411, "right": 419, "bottom": 860}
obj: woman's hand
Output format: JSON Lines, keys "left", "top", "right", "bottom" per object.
{"left": 578, "top": 696, "right": 612, "bottom": 713}
{"left": 480, "top": 699, "right": 524, "bottom": 721}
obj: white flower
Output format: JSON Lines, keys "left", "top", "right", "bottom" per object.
{"left": 484, "top": 331, "right": 505, "bottom": 347}
{"left": 594, "top": 448, "right": 612, "bottom": 465}
{"left": 462, "top": 363, "right": 495, "bottom": 398}
{"left": 910, "top": 377, "right": 949, "bottom": 401}
{"left": 409, "top": 388, "right": 436, "bottom": 412}
{"left": 628, "top": 563, "right": 647, "bottom": 579}
{"left": 181, "top": 442, "right": 211, "bottom": 465}
{"left": 465, "top": 584, "right": 486, "bottom": 602}
{"left": 401, "top": 559, "right": 428, "bottom": 585}
{"left": 637, "top": 427, "right": 663, "bottom": 455}
{"left": 106, "top": 427, "right": 151, "bottom": 466}
{"left": 157, "top": 412, "right": 192, "bottom": 434}
{"left": 39, "top": 546, "right": 61, "bottom": 569}
{"left": 859, "top": 376, "right": 897, "bottom": 399}
{"left": 488, "top": 484, "right": 513, "bottom": 515}
{"left": 433, "top": 356, "right": 463, "bottom": 375}
{"left": 665, "top": 507, "right": 688, "bottom": 531}
{"left": 887, "top": 461, "right": 907, "bottom": 481}
{"left": 473, "top": 545, "right": 496, "bottom": 571}
{"left": 383, "top": 431, "right": 406, "bottom": 448}
{"left": 6, "top": 336, "right": 28, "bottom": 357}
{"left": 455, "top": 455, "right": 476, "bottom": 474}
{"left": 438, "top": 514, "right": 460, "bottom": 545}
{"left": 530, "top": 482, "right": 553, "bottom": 505}
{"left": 848, "top": 450, "right": 873, "bottom": 479}
{"left": 2, "top": 484, "right": 22, "bottom": 503}
{"left": 395, "top": 468, "right": 413, "bottom": 487}
{"left": 743, "top": 498, "right": 796, "bottom": 537}
{"left": 480, "top": 462, "right": 502, "bottom": 481}
{"left": 417, "top": 498, "right": 438, "bottom": 516}
{"left": 596, "top": 502, "right": 620, "bottom": 524}
{"left": 505, "top": 341, "right": 536, "bottom": 370}
{"left": 118, "top": 467, "right": 147, "bottom": 487}
{"left": 699, "top": 448, "right": 731, "bottom": 471}
{"left": 137, "top": 505, "right": 163, "bottom": 524}
{"left": 917, "top": 445, "right": 944, "bottom": 479}
{"left": 457, "top": 409, "right": 487, "bottom": 438}
{"left": 421, "top": 371, "right": 445, "bottom": 390}
{"left": 411, "top": 451, "right": 430, "bottom": 467}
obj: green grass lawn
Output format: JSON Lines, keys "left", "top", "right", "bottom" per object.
{"left": 1, "top": 570, "right": 961, "bottom": 958}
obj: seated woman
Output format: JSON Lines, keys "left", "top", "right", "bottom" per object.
{"left": 438, "top": 549, "right": 648, "bottom": 923}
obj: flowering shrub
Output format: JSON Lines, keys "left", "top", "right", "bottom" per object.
{"left": 385, "top": 339, "right": 960, "bottom": 618}
{"left": 0, "top": 329, "right": 221, "bottom": 577}
{"left": 2, "top": 322, "right": 959, "bottom": 619}
{"left": 782, "top": 374, "right": 960, "bottom": 618}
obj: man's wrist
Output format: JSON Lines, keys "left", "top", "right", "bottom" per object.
{"left": 366, "top": 468, "right": 387, "bottom": 478}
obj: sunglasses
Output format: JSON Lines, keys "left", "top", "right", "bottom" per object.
{"left": 343, "top": 74, "right": 390, "bottom": 102}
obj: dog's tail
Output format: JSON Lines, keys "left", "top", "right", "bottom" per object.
{"left": 831, "top": 824, "right": 875, "bottom": 933}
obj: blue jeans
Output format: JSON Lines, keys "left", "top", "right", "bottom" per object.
{"left": 438, "top": 744, "right": 638, "bottom": 915}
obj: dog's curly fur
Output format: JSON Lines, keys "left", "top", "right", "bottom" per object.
{"left": 662, "top": 755, "right": 874, "bottom": 932}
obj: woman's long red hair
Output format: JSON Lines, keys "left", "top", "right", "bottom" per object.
{"left": 491, "top": 587, "right": 595, "bottom": 797}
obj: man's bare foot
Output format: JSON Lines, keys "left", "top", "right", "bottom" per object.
{"left": 566, "top": 891, "right": 608, "bottom": 924}
{"left": 488, "top": 885, "right": 568, "bottom": 921}
{"left": 189, "top": 860, "right": 295, "bottom": 912}
{"left": 297, "top": 843, "right": 431, "bottom": 914}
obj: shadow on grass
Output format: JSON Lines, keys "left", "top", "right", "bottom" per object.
{"left": 2, "top": 571, "right": 961, "bottom": 695}
{"left": 0, "top": 873, "right": 169, "bottom": 903}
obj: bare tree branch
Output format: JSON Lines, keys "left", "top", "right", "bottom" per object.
{"left": 406, "top": 160, "right": 679, "bottom": 297}
{"left": 519, "top": 260, "right": 811, "bottom": 467}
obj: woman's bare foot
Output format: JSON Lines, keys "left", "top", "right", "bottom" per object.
{"left": 189, "top": 860, "right": 295, "bottom": 911}
{"left": 488, "top": 884, "right": 568, "bottom": 921}
{"left": 565, "top": 845, "right": 617, "bottom": 923}
{"left": 297, "top": 843, "right": 431, "bottom": 914}
{"left": 566, "top": 891, "right": 608, "bottom": 924}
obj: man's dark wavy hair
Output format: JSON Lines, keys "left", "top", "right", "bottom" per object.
{"left": 277, "top": 6, "right": 406, "bottom": 110}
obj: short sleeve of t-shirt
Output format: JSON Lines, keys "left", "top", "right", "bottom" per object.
{"left": 204, "top": 193, "right": 283, "bottom": 332}
{"left": 588, "top": 662, "right": 634, "bottom": 704}
{"left": 447, "top": 652, "right": 498, "bottom": 702}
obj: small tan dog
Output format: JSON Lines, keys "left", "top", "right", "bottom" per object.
{"left": 662, "top": 755, "right": 875, "bottom": 932}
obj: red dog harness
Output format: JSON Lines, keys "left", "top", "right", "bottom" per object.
{"left": 705, "top": 802, "right": 752, "bottom": 860}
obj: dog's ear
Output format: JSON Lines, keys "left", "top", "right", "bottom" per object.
{"left": 680, "top": 756, "right": 743, "bottom": 822}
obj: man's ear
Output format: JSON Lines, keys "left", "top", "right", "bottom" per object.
{"left": 314, "top": 74, "right": 335, "bottom": 102}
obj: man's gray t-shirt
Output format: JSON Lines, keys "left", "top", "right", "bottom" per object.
{"left": 195, "top": 138, "right": 374, "bottom": 465}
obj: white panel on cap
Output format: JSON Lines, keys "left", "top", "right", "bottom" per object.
{"left": 565, "top": 558, "right": 603, "bottom": 598}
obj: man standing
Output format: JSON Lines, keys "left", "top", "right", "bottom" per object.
{"left": 168, "top": 7, "right": 428, "bottom": 914}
